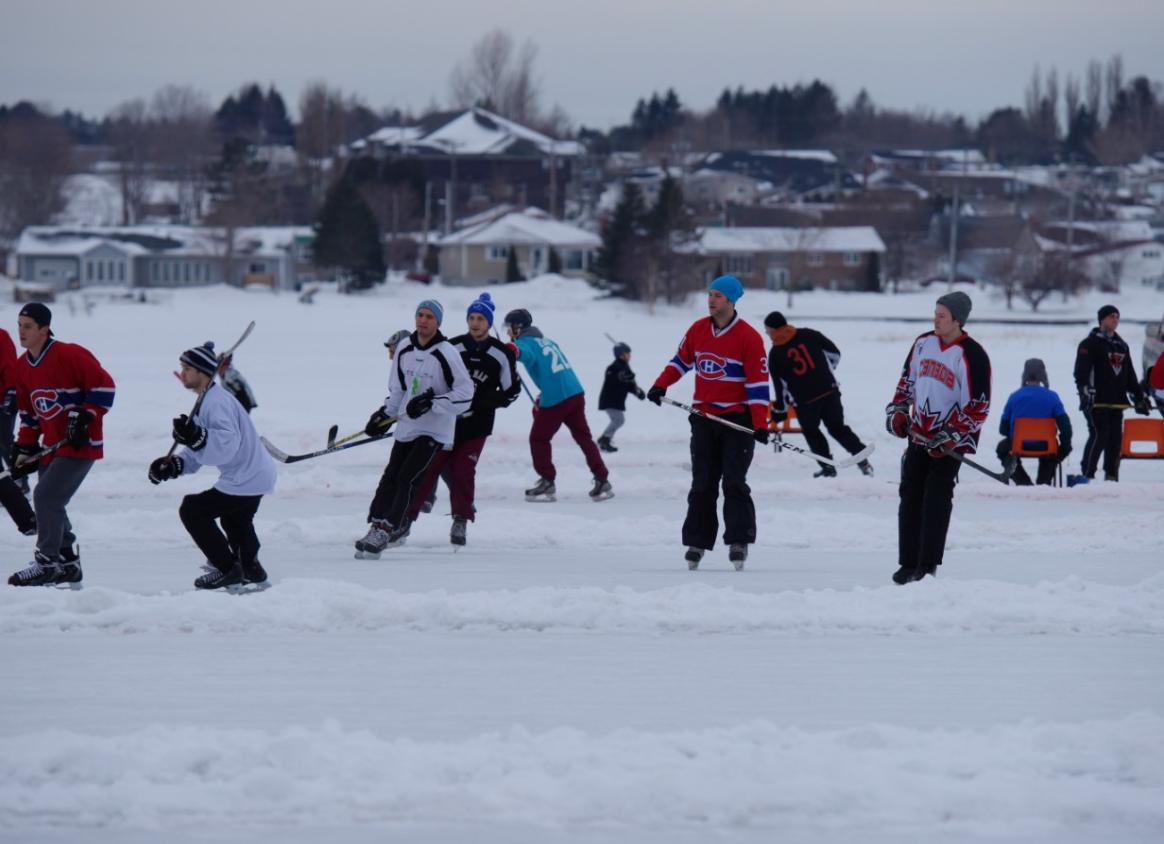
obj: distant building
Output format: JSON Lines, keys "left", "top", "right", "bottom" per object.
{"left": 14, "top": 225, "right": 314, "bottom": 291}
{"left": 681, "top": 226, "right": 886, "bottom": 291}
{"left": 435, "top": 207, "right": 599, "bottom": 285}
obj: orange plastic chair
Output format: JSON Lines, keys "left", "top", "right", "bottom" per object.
{"left": 768, "top": 403, "right": 803, "bottom": 434}
{"left": 1121, "top": 417, "right": 1164, "bottom": 459}
{"left": 1011, "top": 417, "right": 1061, "bottom": 485}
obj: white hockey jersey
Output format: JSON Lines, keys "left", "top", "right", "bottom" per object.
{"left": 178, "top": 382, "right": 276, "bottom": 495}
{"left": 891, "top": 331, "right": 991, "bottom": 453}
{"left": 383, "top": 331, "right": 474, "bottom": 447}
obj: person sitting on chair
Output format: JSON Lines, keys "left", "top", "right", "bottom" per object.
{"left": 996, "top": 358, "right": 1072, "bottom": 486}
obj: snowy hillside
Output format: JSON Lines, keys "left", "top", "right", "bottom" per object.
{"left": 2, "top": 278, "right": 1162, "bottom": 844}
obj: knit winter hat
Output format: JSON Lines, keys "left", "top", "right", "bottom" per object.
{"left": 764, "top": 311, "right": 787, "bottom": 329}
{"left": 466, "top": 292, "right": 496, "bottom": 326}
{"left": 1021, "top": 358, "right": 1049, "bottom": 388}
{"left": 1097, "top": 304, "right": 1119, "bottom": 323}
{"left": 936, "top": 291, "right": 972, "bottom": 326}
{"left": 709, "top": 274, "right": 744, "bottom": 303}
{"left": 416, "top": 299, "right": 444, "bottom": 326}
{"left": 180, "top": 341, "right": 218, "bottom": 377}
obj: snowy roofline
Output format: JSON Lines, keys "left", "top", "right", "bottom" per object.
{"left": 359, "top": 107, "right": 583, "bottom": 158}
{"left": 685, "top": 226, "right": 886, "bottom": 254}
{"left": 17, "top": 225, "right": 313, "bottom": 258}
{"left": 436, "top": 207, "right": 600, "bottom": 248}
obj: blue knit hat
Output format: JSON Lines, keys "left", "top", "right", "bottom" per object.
{"left": 709, "top": 274, "right": 744, "bottom": 304}
{"left": 466, "top": 292, "right": 496, "bottom": 326}
{"left": 180, "top": 341, "right": 218, "bottom": 377}
{"left": 416, "top": 299, "right": 444, "bottom": 326}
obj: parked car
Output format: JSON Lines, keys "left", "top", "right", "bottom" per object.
{"left": 1144, "top": 311, "right": 1164, "bottom": 375}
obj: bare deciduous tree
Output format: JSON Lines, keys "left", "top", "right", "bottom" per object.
{"left": 149, "top": 85, "right": 214, "bottom": 222}
{"left": 108, "top": 98, "right": 152, "bottom": 225}
{"left": 448, "top": 29, "right": 542, "bottom": 125}
{"left": 0, "top": 112, "right": 72, "bottom": 241}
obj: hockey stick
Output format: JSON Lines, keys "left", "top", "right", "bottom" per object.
{"left": 328, "top": 426, "right": 365, "bottom": 448}
{"left": 166, "top": 321, "right": 256, "bottom": 460}
{"left": 937, "top": 445, "right": 1015, "bottom": 484}
{"left": 261, "top": 431, "right": 392, "bottom": 464}
{"left": 0, "top": 442, "right": 63, "bottom": 482}
{"left": 772, "top": 432, "right": 875, "bottom": 469}
{"left": 492, "top": 326, "right": 535, "bottom": 402}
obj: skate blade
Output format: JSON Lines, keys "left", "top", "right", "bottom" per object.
{"left": 225, "top": 582, "right": 270, "bottom": 595}
{"left": 589, "top": 491, "right": 614, "bottom": 502}
{"left": 525, "top": 495, "right": 556, "bottom": 503}
{"left": 49, "top": 581, "right": 83, "bottom": 591}
{"left": 687, "top": 560, "right": 699, "bottom": 571}
{"left": 354, "top": 549, "right": 382, "bottom": 560}
{"left": 732, "top": 560, "right": 745, "bottom": 572}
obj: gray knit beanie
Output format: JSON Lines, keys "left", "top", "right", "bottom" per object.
{"left": 936, "top": 291, "right": 972, "bottom": 326}
{"left": 1021, "top": 358, "right": 1049, "bottom": 388}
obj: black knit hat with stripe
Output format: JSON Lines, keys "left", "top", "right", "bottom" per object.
{"left": 180, "top": 341, "right": 218, "bottom": 377}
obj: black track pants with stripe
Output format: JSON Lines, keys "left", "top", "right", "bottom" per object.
{"left": 368, "top": 436, "right": 444, "bottom": 527}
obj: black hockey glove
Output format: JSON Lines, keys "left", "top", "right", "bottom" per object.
{"left": 753, "top": 428, "right": 770, "bottom": 445}
{"left": 405, "top": 388, "right": 436, "bottom": 419}
{"left": 1134, "top": 396, "right": 1151, "bottom": 416}
{"left": 65, "top": 408, "right": 93, "bottom": 448}
{"left": 365, "top": 408, "right": 396, "bottom": 438}
{"left": 923, "top": 428, "right": 955, "bottom": 458}
{"left": 646, "top": 386, "right": 665, "bottom": 406}
{"left": 885, "top": 402, "right": 910, "bottom": 438}
{"left": 1078, "top": 387, "right": 1095, "bottom": 412}
{"left": 1057, "top": 441, "right": 1073, "bottom": 462}
{"left": 172, "top": 414, "right": 207, "bottom": 450}
{"left": 770, "top": 408, "right": 788, "bottom": 425}
{"left": 633, "top": 386, "right": 646, "bottom": 401}
{"left": 148, "top": 455, "right": 183, "bottom": 485}
{"left": 9, "top": 442, "right": 41, "bottom": 479}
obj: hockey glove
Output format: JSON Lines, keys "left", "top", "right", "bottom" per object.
{"left": 172, "top": 414, "right": 207, "bottom": 450}
{"left": 753, "top": 428, "right": 770, "bottom": 445}
{"left": 1057, "top": 441, "right": 1073, "bottom": 462}
{"left": 9, "top": 443, "right": 41, "bottom": 480}
{"left": 885, "top": 402, "right": 910, "bottom": 438}
{"left": 770, "top": 408, "right": 788, "bottom": 425}
{"left": 1134, "top": 396, "right": 1151, "bottom": 416}
{"left": 405, "top": 388, "right": 436, "bottom": 419}
{"left": 148, "top": 455, "right": 183, "bottom": 485}
{"left": 923, "top": 428, "right": 955, "bottom": 458}
{"left": 646, "top": 386, "right": 665, "bottom": 406}
{"left": 634, "top": 387, "right": 646, "bottom": 401}
{"left": 365, "top": 408, "right": 395, "bottom": 437}
{"left": 1078, "top": 387, "right": 1095, "bottom": 412}
{"left": 65, "top": 408, "right": 93, "bottom": 448}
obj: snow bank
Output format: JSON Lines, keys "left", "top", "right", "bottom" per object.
{"left": 2, "top": 716, "right": 1160, "bottom": 834}
{"left": 3, "top": 576, "right": 1162, "bottom": 637}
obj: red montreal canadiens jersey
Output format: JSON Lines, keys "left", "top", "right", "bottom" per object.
{"left": 15, "top": 338, "right": 116, "bottom": 463}
{"left": 654, "top": 314, "right": 770, "bottom": 429}
{"left": 891, "top": 331, "right": 990, "bottom": 453}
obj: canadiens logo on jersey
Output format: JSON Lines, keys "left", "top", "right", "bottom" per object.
{"left": 1108, "top": 352, "right": 1125, "bottom": 375}
{"left": 695, "top": 352, "right": 728, "bottom": 379}
{"left": 30, "top": 388, "right": 65, "bottom": 420}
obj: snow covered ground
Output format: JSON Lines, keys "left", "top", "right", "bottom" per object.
{"left": 1, "top": 278, "right": 1163, "bottom": 843}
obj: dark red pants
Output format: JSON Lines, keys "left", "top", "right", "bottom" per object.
{"left": 530, "top": 393, "right": 607, "bottom": 482}
{"left": 410, "top": 436, "right": 487, "bottom": 521}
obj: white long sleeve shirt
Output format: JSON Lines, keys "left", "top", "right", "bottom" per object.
{"left": 383, "top": 331, "right": 474, "bottom": 447}
{"left": 178, "top": 382, "right": 277, "bottom": 496}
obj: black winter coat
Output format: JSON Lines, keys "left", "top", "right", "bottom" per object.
{"left": 1074, "top": 328, "right": 1144, "bottom": 405}
{"left": 448, "top": 334, "right": 521, "bottom": 441}
{"left": 598, "top": 359, "right": 643, "bottom": 411}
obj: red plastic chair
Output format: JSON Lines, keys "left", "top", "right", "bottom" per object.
{"left": 1011, "top": 417, "right": 1061, "bottom": 485}
{"left": 1121, "top": 418, "right": 1164, "bottom": 459}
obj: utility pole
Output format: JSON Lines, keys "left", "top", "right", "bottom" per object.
{"left": 548, "top": 140, "right": 558, "bottom": 219}
{"left": 420, "top": 181, "right": 431, "bottom": 272}
{"left": 946, "top": 149, "right": 966, "bottom": 292}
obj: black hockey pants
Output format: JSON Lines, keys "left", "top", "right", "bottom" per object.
{"left": 1080, "top": 407, "right": 1123, "bottom": 479}
{"left": 795, "top": 391, "right": 866, "bottom": 471}
{"left": 897, "top": 443, "right": 961, "bottom": 575}
{"left": 683, "top": 412, "right": 756, "bottom": 550}
{"left": 368, "top": 436, "right": 445, "bottom": 528}
{"left": 179, "top": 488, "right": 263, "bottom": 573}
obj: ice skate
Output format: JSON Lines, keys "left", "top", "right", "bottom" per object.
{"left": 241, "top": 558, "right": 269, "bottom": 586}
{"left": 729, "top": 543, "right": 748, "bottom": 571}
{"left": 588, "top": 477, "right": 613, "bottom": 501}
{"left": 7, "top": 552, "right": 80, "bottom": 589}
{"left": 194, "top": 563, "right": 243, "bottom": 590}
{"left": 597, "top": 436, "right": 618, "bottom": 453}
{"left": 857, "top": 459, "right": 874, "bottom": 477}
{"left": 525, "top": 477, "right": 556, "bottom": 502}
{"left": 813, "top": 464, "right": 837, "bottom": 478}
{"left": 354, "top": 520, "right": 392, "bottom": 559}
{"left": 685, "top": 547, "right": 704, "bottom": 571}
{"left": 450, "top": 517, "right": 467, "bottom": 546}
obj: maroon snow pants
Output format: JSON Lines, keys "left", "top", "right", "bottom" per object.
{"left": 530, "top": 393, "right": 608, "bottom": 482}
{"left": 410, "top": 436, "right": 488, "bottom": 522}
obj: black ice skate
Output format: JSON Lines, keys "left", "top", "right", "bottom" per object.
{"left": 7, "top": 551, "right": 80, "bottom": 589}
{"left": 857, "top": 460, "right": 874, "bottom": 477}
{"left": 354, "top": 519, "right": 408, "bottom": 559}
{"left": 241, "top": 558, "right": 269, "bottom": 586}
{"left": 685, "top": 547, "right": 704, "bottom": 571}
{"left": 194, "top": 563, "right": 243, "bottom": 590}
{"left": 525, "top": 477, "right": 556, "bottom": 502}
{"left": 597, "top": 436, "right": 618, "bottom": 453}
{"left": 813, "top": 465, "right": 838, "bottom": 478}
{"left": 450, "top": 517, "right": 467, "bottom": 546}
{"left": 729, "top": 543, "right": 748, "bottom": 571}
{"left": 588, "top": 477, "right": 614, "bottom": 502}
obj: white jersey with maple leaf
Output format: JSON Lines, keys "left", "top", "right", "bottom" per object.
{"left": 891, "top": 331, "right": 991, "bottom": 454}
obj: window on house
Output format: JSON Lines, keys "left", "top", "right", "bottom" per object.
{"left": 184, "top": 262, "right": 191, "bottom": 283}
{"left": 97, "top": 261, "right": 104, "bottom": 281}
{"left": 1144, "top": 250, "right": 1161, "bottom": 259}
{"left": 843, "top": 252, "right": 861, "bottom": 266}
{"left": 565, "top": 250, "right": 584, "bottom": 270}
{"left": 152, "top": 262, "right": 159, "bottom": 282}
{"left": 486, "top": 246, "right": 509, "bottom": 261}
{"left": 86, "top": 262, "right": 94, "bottom": 281}
{"left": 807, "top": 252, "right": 825, "bottom": 267}
{"left": 726, "top": 255, "right": 753, "bottom": 275}
{"left": 118, "top": 262, "right": 125, "bottom": 281}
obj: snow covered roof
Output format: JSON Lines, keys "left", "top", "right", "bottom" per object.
{"left": 17, "top": 225, "right": 313, "bottom": 259}
{"left": 361, "top": 108, "right": 582, "bottom": 158}
{"left": 437, "top": 208, "right": 599, "bottom": 248}
{"left": 691, "top": 226, "right": 886, "bottom": 254}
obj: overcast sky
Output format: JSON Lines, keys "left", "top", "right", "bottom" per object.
{"left": 2, "top": 0, "right": 1162, "bottom": 132}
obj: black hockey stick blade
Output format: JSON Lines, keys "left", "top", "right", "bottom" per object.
{"left": 327, "top": 424, "right": 338, "bottom": 448}
{"left": 939, "top": 445, "right": 1014, "bottom": 484}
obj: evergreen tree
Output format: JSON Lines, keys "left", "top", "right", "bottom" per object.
{"left": 594, "top": 182, "right": 648, "bottom": 297}
{"left": 505, "top": 245, "right": 525, "bottom": 282}
{"left": 313, "top": 177, "right": 385, "bottom": 289}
